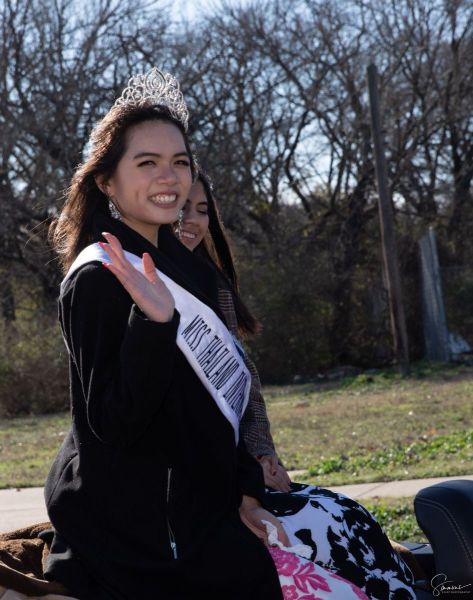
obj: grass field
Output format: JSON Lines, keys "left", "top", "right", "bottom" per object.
{"left": 360, "top": 496, "right": 425, "bottom": 542}
{"left": 266, "top": 363, "right": 473, "bottom": 486}
{"left": 0, "top": 412, "right": 70, "bottom": 490}
{"left": 1, "top": 362, "right": 471, "bottom": 541}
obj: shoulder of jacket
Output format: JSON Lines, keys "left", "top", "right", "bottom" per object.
{"left": 60, "top": 261, "right": 124, "bottom": 299}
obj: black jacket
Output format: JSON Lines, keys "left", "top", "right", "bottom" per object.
{"left": 44, "top": 214, "right": 282, "bottom": 600}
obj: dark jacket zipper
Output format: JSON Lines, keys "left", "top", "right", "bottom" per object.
{"left": 166, "top": 467, "right": 178, "bottom": 559}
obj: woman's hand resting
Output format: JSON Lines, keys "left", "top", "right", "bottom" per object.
{"left": 258, "top": 455, "right": 292, "bottom": 492}
{"left": 100, "top": 232, "right": 175, "bottom": 322}
{"left": 239, "top": 495, "right": 289, "bottom": 547}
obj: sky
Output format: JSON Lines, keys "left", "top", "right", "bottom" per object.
{"left": 170, "top": 0, "right": 251, "bottom": 21}
{"left": 170, "top": 0, "right": 201, "bottom": 20}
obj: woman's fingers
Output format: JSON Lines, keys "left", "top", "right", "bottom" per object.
{"left": 99, "top": 238, "right": 127, "bottom": 272}
{"left": 100, "top": 237, "right": 144, "bottom": 297}
{"left": 142, "top": 252, "right": 160, "bottom": 284}
{"left": 101, "top": 232, "right": 132, "bottom": 272}
{"left": 275, "top": 521, "right": 290, "bottom": 547}
{"left": 99, "top": 234, "right": 174, "bottom": 322}
{"left": 269, "top": 474, "right": 290, "bottom": 493}
{"left": 269, "top": 455, "right": 279, "bottom": 476}
{"left": 101, "top": 236, "right": 159, "bottom": 286}
{"left": 100, "top": 235, "right": 153, "bottom": 286}
{"left": 260, "top": 459, "right": 276, "bottom": 488}
{"left": 271, "top": 459, "right": 292, "bottom": 491}
{"left": 276, "top": 468, "right": 292, "bottom": 492}
{"left": 102, "top": 232, "right": 125, "bottom": 258}
{"left": 282, "top": 468, "right": 292, "bottom": 487}
{"left": 273, "top": 463, "right": 291, "bottom": 488}
{"left": 259, "top": 456, "right": 291, "bottom": 492}
{"left": 240, "top": 505, "right": 290, "bottom": 548}
{"left": 259, "top": 454, "right": 278, "bottom": 477}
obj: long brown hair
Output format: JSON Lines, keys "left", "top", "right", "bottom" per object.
{"left": 49, "top": 104, "right": 195, "bottom": 273}
{"left": 194, "top": 171, "right": 260, "bottom": 337}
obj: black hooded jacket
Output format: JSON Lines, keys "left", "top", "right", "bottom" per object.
{"left": 44, "top": 214, "right": 282, "bottom": 600}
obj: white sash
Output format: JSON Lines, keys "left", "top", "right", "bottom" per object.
{"left": 63, "top": 243, "right": 251, "bottom": 442}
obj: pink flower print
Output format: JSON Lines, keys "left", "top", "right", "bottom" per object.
{"left": 281, "top": 585, "right": 299, "bottom": 600}
{"left": 270, "top": 547, "right": 300, "bottom": 577}
{"left": 293, "top": 562, "right": 332, "bottom": 594}
{"left": 331, "top": 573, "right": 369, "bottom": 599}
{"left": 281, "top": 585, "right": 321, "bottom": 600}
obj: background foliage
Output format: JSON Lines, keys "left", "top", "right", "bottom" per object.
{"left": 1, "top": 0, "right": 473, "bottom": 413}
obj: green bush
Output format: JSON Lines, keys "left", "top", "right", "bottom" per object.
{"left": 0, "top": 304, "right": 68, "bottom": 417}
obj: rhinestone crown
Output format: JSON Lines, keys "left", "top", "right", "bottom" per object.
{"left": 113, "top": 67, "right": 189, "bottom": 130}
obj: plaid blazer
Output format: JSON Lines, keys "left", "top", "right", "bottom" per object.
{"left": 217, "top": 288, "right": 276, "bottom": 457}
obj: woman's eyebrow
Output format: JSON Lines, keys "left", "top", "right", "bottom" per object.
{"left": 133, "top": 151, "right": 190, "bottom": 159}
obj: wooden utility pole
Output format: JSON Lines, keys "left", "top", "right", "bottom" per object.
{"left": 367, "top": 63, "right": 410, "bottom": 375}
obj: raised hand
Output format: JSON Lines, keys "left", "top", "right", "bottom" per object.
{"left": 100, "top": 232, "right": 175, "bottom": 323}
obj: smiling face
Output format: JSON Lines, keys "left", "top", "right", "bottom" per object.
{"left": 104, "top": 119, "right": 193, "bottom": 245}
{"left": 180, "top": 180, "right": 210, "bottom": 251}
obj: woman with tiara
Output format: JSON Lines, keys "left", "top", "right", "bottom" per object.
{"left": 39, "top": 68, "right": 369, "bottom": 600}
{"left": 175, "top": 171, "right": 417, "bottom": 600}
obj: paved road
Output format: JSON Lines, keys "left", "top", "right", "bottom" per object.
{"left": 1, "top": 474, "right": 473, "bottom": 534}
{"left": 329, "top": 473, "right": 473, "bottom": 499}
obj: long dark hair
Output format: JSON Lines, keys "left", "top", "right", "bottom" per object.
{"left": 194, "top": 171, "right": 260, "bottom": 337}
{"left": 49, "top": 104, "right": 195, "bottom": 272}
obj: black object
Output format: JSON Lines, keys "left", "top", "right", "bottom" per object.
{"left": 412, "top": 479, "right": 473, "bottom": 599}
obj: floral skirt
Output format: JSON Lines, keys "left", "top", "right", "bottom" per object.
{"left": 264, "top": 483, "right": 416, "bottom": 600}
{"left": 269, "top": 545, "right": 369, "bottom": 599}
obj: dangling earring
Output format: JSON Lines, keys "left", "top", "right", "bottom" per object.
{"left": 108, "top": 196, "right": 121, "bottom": 220}
{"left": 177, "top": 209, "right": 184, "bottom": 239}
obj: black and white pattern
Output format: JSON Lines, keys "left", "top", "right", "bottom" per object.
{"left": 264, "top": 483, "right": 416, "bottom": 600}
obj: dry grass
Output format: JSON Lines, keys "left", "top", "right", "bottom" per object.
{"left": 266, "top": 363, "right": 473, "bottom": 485}
{"left": 1, "top": 363, "right": 472, "bottom": 490}
{"left": 0, "top": 413, "right": 70, "bottom": 489}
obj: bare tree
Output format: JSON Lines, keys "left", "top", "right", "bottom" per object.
{"left": 2, "top": 0, "right": 473, "bottom": 380}
{"left": 0, "top": 0, "right": 172, "bottom": 301}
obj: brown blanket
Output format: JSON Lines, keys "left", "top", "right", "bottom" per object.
{"left": 0, "top": 522, "right": 69, "bottom": 596}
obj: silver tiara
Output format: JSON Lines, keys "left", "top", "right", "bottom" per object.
{"left": 113, "top": 67, "right": 189, "bottom": 130}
